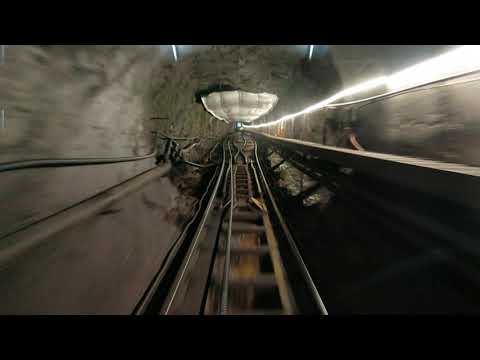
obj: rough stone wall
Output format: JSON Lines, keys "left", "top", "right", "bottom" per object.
{"left": 353, "top": 76, "right": 480, "bottom": 166}
{"left": 0, "top": 45, "right": 328, "bottom": 236}
{"left": 0, "top": 45, "right": 163, "bottom": 161}
{"left": 0, "top": 172, "right": 192, "bottom": 314}
{"left": 262, "top": 45, "right": 480, "bottom": 167}
{"left": 150, "top": 45, "right": 334, "bottom": 161}
{"left": 3, "top": 44, "right": 477, "bottom": 234}
{"left": 328, "top": 45, "right": 455, "bottom": 89}
{"left": 0, "top": 45, "right": 167, "bottom": 236}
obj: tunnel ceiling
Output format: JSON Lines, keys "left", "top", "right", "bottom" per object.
{"left": 0, "top": 44, "right": 471, "bottom": 243}
{"left": 151, "top": 45, "right": 455, "bottom": 138}
{"left": 0, "top": 44, "right": 457, "bottom": 165}
{"left": 151, "top": 45, "right": 332, "bottom": 135}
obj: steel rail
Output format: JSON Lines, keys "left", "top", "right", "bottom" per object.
{"left": 220, "top": 140, "right": 235, "bottom": 314}
{"left": 134, "top": 159, "right": 222, "bottom": 315}
{"left": 161, "top": 141, "right": 227, "bottom": 314}
{"left": 253, "top": 141, "right": 329, "bottom": 315}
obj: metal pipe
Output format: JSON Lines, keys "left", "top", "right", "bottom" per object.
{"left": 180, "top": 159, "right": 216, "bottom": 168}
{"left": 349, "top": 133, "right": 365, "bottom": 151}
{"left": 134, "top": 159, "right": 222, "bottom": 315}
{"left": 208, "top": 143, "right": 219, "bottom": 162}
{"left": 253, "top": 142, "right": 329, "bottom": 315}
{"left": 220, "top": 141, "right": 235, "bottom": 314}
{"left": 250, "top": 160, "right": 263, "bottom": 197}
{"left": 223, "top": 199, "right": 231, "bottom": 209}
{"left": 0, "top": 149, "right": 157, "bottom": 173}
{"left": 162, "top": 142, "right": 227, "bottom": 314}
{"left": 0, "top": 132, "right": 158, "bottom": 173}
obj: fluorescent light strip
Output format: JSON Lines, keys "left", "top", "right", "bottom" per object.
{"left": 171, "top": 45, "right": 178, "bottom": 62}
{"left": 245, "top": 45, "right": 480, "bottom": 129}
{"left": 309, "top": 45, "right": 314, "bottom": 60}
{"left": 245, "top": 76, "right": 387, "bottom": 129}
{"left": 387, "top": 45, "right": 480, "bottom": 90}
{"left": 1, "top": 109, "right": 5, "bottom": 129}
{"left": 326, "top": 69, "right": 480, "bottom": 109}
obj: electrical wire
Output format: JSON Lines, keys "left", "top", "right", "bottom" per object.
{"left": 0, "top": 130, "right": 160, "bottom": 173}
{"left": 246, "top": 68, "right": 480, "bottom": 129}
{"left": 0, "top": 147, "right": 157, "bottom": 173}
{"left": 133, "top": 154, "right": 222, "bottom": 314}
{"left": 180, "top": 159, "right": 216, "bottom": 168}
{"left": 326, "top": 70, "right": 480, "bottom": 109}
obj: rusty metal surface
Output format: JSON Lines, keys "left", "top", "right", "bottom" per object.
{"left": 160, "top": 143, "right": 227, "bottom": 315}
{"left": 204, "top": 133, "right": 297, "bottom": 315}
{"left": 137, "top": 133, "right": 327, "bottom": 315}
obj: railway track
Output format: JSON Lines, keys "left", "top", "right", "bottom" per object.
{"left": 136, "top": 132, "right": 328, "bottom": 315}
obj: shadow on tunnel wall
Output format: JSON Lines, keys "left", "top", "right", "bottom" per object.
{"left": 0, "top": 45, "right": 165, "bottom": 237}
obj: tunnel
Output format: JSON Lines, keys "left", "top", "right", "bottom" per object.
{"left": 1, "top": 45, "right": 480, "bottom": 315}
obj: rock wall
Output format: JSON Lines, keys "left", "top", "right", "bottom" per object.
{"left": 262, "top": 45, "right": 480, "bottom": 167}
{"left": 151, "top": 45, "right": 338, "bottom": 161}
{"left": 354, "top": 76, "right": 480, "bottom": 166}
{"left": 3, "top": 44, "right": 477, "bottom": 237}
{"left": 0, "top": 45, "right": 165, "bottom": 236}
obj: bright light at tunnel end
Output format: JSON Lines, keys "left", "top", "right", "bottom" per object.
{"left": 245, "top": 45, "right": 480, "bottom": 129}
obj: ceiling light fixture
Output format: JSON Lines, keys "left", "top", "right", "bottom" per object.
{"left": 245, "top": 45, "right": 480, "bottom": 129}
{"left": 309, "top": 45, "right": 314, "bottom": 61}
{"left": 171, "top": 45, "right": 178, "bottom": 62}
{"left": 201, "top": 91, "right": 278, "bottom": 124}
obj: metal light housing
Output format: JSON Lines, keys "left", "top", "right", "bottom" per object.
{"left": 201, "top": 90, "right": 278, "bottom": 124}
